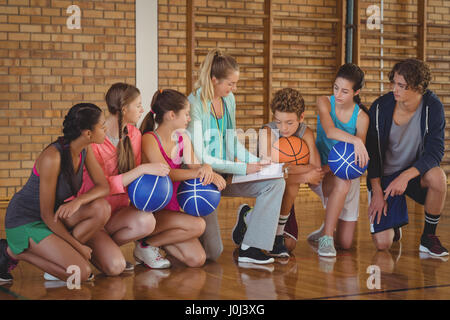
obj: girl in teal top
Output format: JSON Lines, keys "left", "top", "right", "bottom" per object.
{"left": 316, "top": 95, "right": 360, "bottom": 165}
{"left": 313, "top": 63, "right": 370, "bottom": 258}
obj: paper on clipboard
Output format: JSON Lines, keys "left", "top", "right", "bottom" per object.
{"left": 231, "top": 163, "right": 284, "bottom": 184}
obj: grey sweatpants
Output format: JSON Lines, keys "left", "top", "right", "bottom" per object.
{"left": 200, "top": 177, "right": 286, "bottom": 261}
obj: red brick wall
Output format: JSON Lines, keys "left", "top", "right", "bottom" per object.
{"left": 1, "top": 0, "right": 449, "bottom": 198}
{"left": 0, "top": 0, "right": 136, "bottom": 198}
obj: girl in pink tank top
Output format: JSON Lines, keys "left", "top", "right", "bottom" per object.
{"left": 145, "top": 130, "right": 184, "bottom": 211}
{"left": 139, "top": 89, "right": 226, "bottom": 268}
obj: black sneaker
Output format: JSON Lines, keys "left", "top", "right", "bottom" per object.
{"left": 419, "top": 234, "right": 449, "bottom": 257}
{"left": 269, "top": 235, "right": 290, "bottom": 258}
{"left": 231, "top": 204, "right": 251, "bottom": 246}
{"left": 393, "top": 227, "right": 402, "bottom": 242}
{"left": 238, "top": 246, "right": 274, "bottom": 264}
{"left": 124, "top": 261, "right": 135, "bottom": 272}
{"left": 0, "top": 239, "right": 17, "bottom": 283}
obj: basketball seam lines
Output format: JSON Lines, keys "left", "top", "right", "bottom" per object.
{"left": 177, "top": 189, "right": 220, "bottom": 195}
{"left": 273, "top": 137, "right": 309, "bottom": 164}
{"left": 329, "top": 143, "right": 364, "bottom": 178}
{"left": 285, "top": 137, "right": 298, "bottom": 165}
{"left": 183, "top": 195, "right": 216, "bottom": 214}
{"left": 194, "top": 179, "right": 199, "bottom": 216}
{"left": 152, "top": 177, "right": 171, "bottom": 212}
{"left": 132, "top": 175, "right": 144, "bottom": 209}
{"left": 142, "top": 176, "right": 159, "bottom": 212}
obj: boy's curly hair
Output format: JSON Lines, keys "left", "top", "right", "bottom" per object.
{"left": 270, "top": 88, "right": 305, "bottom": 119}
{"left": 388, "top": 59, "right": 431, "bottom": 94}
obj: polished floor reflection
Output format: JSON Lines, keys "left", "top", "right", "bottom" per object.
{"left": 1, "top": 187, "right": 449, "bottom": 300}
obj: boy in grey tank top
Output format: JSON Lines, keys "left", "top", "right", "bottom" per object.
{"left": 232, "top": 88, "right": 324, "bottom": 256}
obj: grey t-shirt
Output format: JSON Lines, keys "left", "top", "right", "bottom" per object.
{"left": 383, "top": 101, "right": 423, "bottom": 176}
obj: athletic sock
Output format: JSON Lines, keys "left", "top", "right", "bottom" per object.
{"left": 276, "top": 213, "right": 290, "bottom": 236}
{"left": 423, "top": 211, "right": 440, "bottom": 235}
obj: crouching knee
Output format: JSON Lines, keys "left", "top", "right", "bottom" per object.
{"left": 78, "top": 263, "right": 93, "bottom": 282}
{"left": 90, "top": 198, "right": 111, "bottom": 226}
{"left": 102, "top": 257, "right": 126, "bottom": 277}
{"left": 184, "top": 251, "right": 207, "bottom": 268}
{"left": 373, "top": 237, "right": 393, "bottom": 251}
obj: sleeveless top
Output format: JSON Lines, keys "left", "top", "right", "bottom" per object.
{"left": 263, "top": 121, "right": 307, "bottom": 139}
{"left": 316, "top": 95, "right": 360, "bottom": 165}
{"left": 5, "top": 142, "right": 87, "bottom": 229}
{"left": 145, "top": 131, "right": 184, "bottom": 212}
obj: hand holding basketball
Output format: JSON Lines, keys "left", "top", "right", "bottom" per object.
{"left": 196, "top": 164, "right": 214, "bottom": 185}
{"left": 211, "top": 173, "right": 226, "bottom": 191}
{"left": 352, "top": 137, "right": 369, "bottom": 168}
{"left": 139, "top": 163, "right": 170, "bottom": 177}
{"left": 328, "top": 141, "right": 368, "bottom": 180}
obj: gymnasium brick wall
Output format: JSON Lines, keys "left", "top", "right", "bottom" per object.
{"left": 158, "top": 0, "right": 450, "bottom": 179}
{"left": 359, "top": 0, "right": 450, "bottom": 176}
{"left": 0, "top": 0, "right": 136, "bottom": 198}
{"left": 1, "top": 0, "right": 449, "bottom": 198}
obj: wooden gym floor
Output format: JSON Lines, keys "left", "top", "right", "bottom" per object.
{"left": 0, "top": 187, "right": 449, "bottom": 300}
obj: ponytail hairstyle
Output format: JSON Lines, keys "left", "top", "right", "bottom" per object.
{"left": 105, "top": 82, "right": 141, "bottom": 175}
{"left": 335, "top": 63, "right": 369, "bottom": 115}
{"left": 140, "top": 89, "right": 189, "bottom": 134}
{"left": 194, "top": 48, "right": 239, "bottom": 112}
{"left": 58, "top": 103, "right": 102, "bottom": 195}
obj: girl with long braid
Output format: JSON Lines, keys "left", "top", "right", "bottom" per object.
{"left": 79, "top": 83, "right": 172, "bottom": 270}
{"left": 0, "top": 103, "right": 110, "bottom": 283}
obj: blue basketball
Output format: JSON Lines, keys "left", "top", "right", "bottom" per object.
{"left": 328, "top": 141, "right": 368, "bottom": 180}
{"left": 177, "top": 178, "right": 221, "bottom": 217}
{"left": 127, "top": 174, "right": 173, "bottom": 212}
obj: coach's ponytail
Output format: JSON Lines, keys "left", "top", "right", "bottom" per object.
{"left": 194, "top": 48, "right": 239, "bottom": 112}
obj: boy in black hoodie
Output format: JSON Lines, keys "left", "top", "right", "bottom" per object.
{"left": 366, "top": 59, "right": 448, "bottom": 257}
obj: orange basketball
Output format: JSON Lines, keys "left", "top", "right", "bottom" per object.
{"left": 271, "top": 136, "right": 310, "bottom": 165}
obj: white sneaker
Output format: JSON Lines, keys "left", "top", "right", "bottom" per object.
{"left": 318, "top": 235, "right": 336, "bottom": 257}
{"left": 307, "top": 223, "right": 324, "bottom": 242}
{"left": 134, "top": 241, "right": 171, "bottom": 269}
{"left": 44, "top": 272, "right": 60, "bottom": 281}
